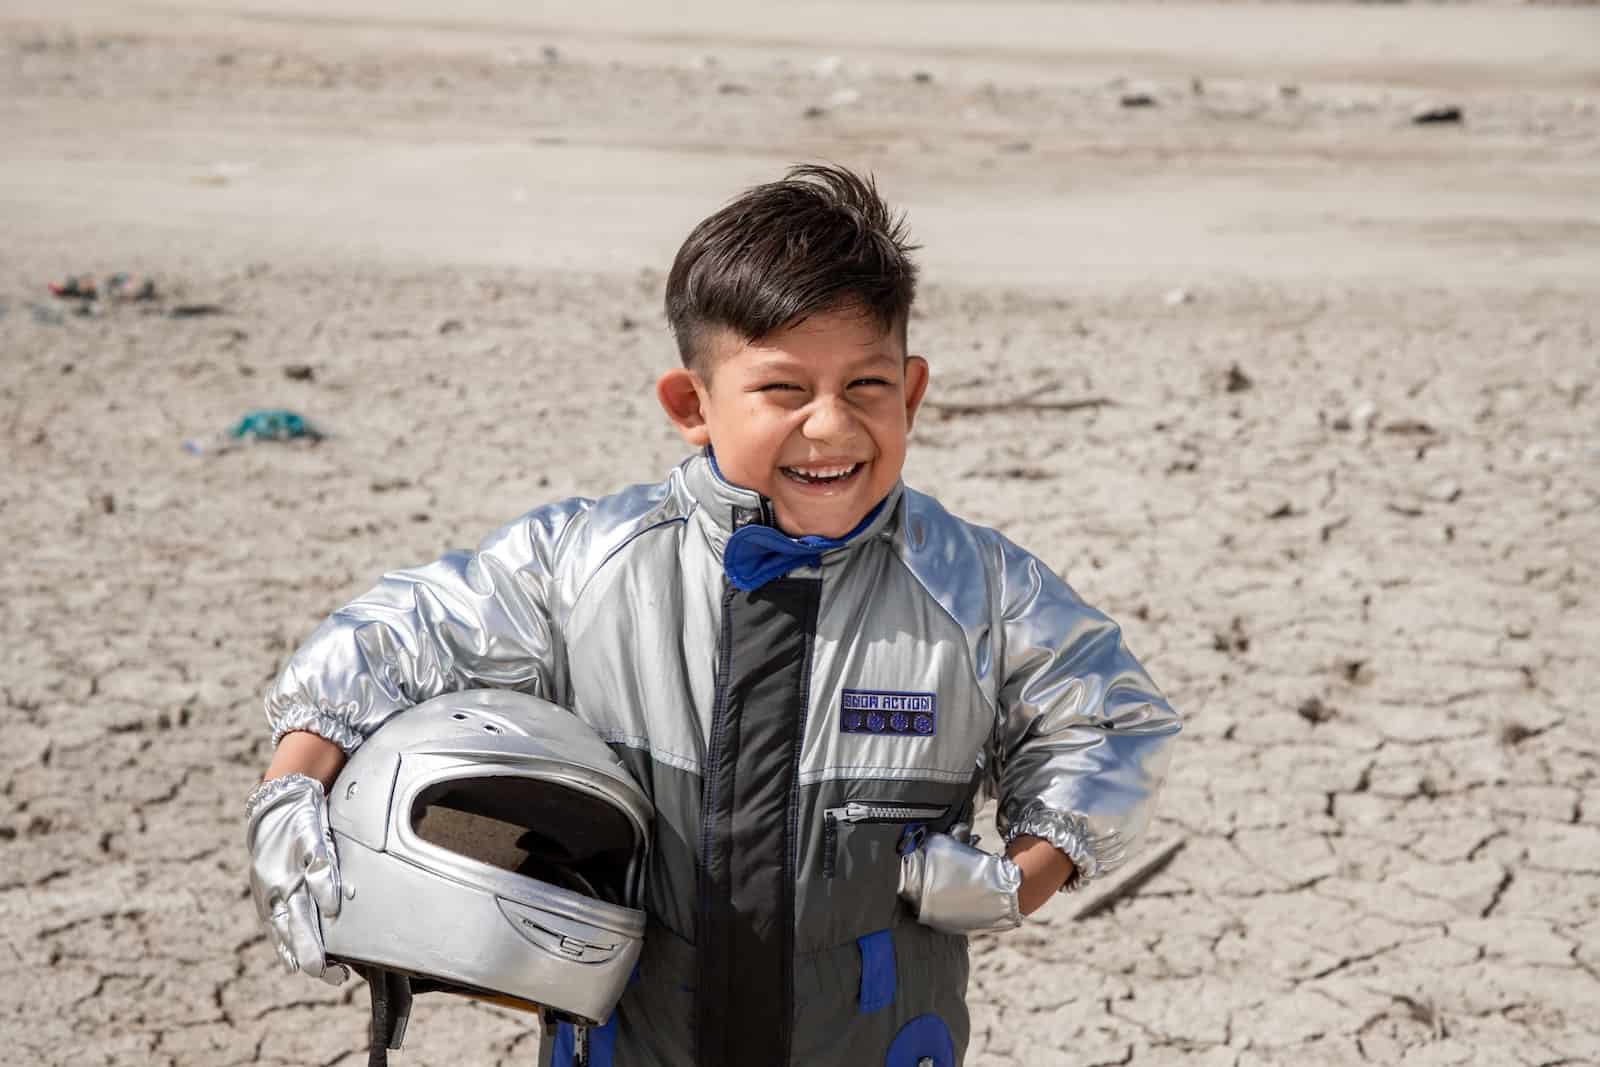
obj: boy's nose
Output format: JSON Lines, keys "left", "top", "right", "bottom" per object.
{"left": 801, "top": 396, "right": 862, "bottom": 444}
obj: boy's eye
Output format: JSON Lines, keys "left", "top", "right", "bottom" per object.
{"left": 756, "top": 383, "right": 805, "bottom": 393}
{"left": 850, "top": 378, "right": 892, "bottom": 388}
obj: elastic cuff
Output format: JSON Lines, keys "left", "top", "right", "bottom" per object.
{"left": 269, "top": 702, "right": 365, "bottom": 754}
{"left": 998, "top": 856, "right": 1024, "bottom": 928}
{"left": 244, "top": 772, "right": 319, "bottom": 823}
{"left": 1000, "top": 801, "right": 1114, "bottom": 893}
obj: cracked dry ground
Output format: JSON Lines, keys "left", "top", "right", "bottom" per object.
{"left": 4, "top": 274, "right": 1594, "bottom": 1065}
{"left": 3, "top": 8, "right": 1599, "bottom": 1067}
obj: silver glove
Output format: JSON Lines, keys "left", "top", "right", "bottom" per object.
{"left": 245, "top": 773, "right": 347, "bottom": 984}
{"left": 897, "top": 824, "right": 1023, "bottom": 935}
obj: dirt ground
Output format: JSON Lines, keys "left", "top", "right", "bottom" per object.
{"left": 2, "top": 1, "right": 1597, "bottom": 1064}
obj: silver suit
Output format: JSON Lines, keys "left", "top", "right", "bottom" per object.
{"left": 264, "top": 452, "right": 1181, "bottom": 1067}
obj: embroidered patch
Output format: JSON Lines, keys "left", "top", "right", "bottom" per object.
{"left": 840, "top": 690, "right": 937, "bottom": 736}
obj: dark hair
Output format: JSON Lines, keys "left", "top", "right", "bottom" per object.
{"left": 664, "top": 163, "right": 919, "bottom": 369}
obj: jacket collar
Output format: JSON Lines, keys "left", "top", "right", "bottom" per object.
{"left": 680, "top": 450, "right": 903, "bottom": 561}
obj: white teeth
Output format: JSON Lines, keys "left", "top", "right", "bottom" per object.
{"left": 783, "top": 463, "right": 860, "bottom": 483}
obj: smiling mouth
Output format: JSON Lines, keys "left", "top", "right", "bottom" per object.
{"left": 780, "top": 462, "right": 863, "bottom": 486}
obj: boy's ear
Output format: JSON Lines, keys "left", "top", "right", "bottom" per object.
{"left": 656, "top": 368, "right": 712, "bottom": 447}
{"left": 903, "top": 355, "right": 930, "bottom": 431}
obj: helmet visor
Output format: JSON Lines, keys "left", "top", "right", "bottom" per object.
{"left": 410, "top": 774, "right": 640, "bottom": 905}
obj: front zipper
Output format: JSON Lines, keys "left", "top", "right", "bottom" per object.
{"left": 822, "top": 801, "right": 949, "bottom": 878}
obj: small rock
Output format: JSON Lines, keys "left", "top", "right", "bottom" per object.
{"left": 437, "top": 318, "right": 464, "bottom": 335}
{"left": 1189, "top": 77, "right": 1205, "bottom": 96}
{"left": 1265, "top": 501, "right": 1295, "bottom": 520}
{"left": 1351, "top": 401, "right": 1379, "bottom": 431}
{"left": 1382, "top": 417, "right": 1436, "bottom": 436}
{"left": 998, "top": 141, "right": 1032, "bottom": 154}
{"left": 1278, "top": 84, "right": 1300, "bottom": 99}
{"left": 1505, "top": 619, "right": 1533, "bottom": 640}
{"left": 283, "top": 363, "right": 315, "bottom": 382}
{"left": 1224, "top": 364, "right": 1253, "bottom": 393}
{"left": 169, "top": 303, "right": 224, "bottom": 319}
{"left": 1412, "top": 105, "right": 1462, "bottom": 125}
{"left": 802, "top": 105, "right": 828, "bottom": 120}
{"left": 717, "top": 82, "right": 750, "bottom": 95}
{"left": 618, "top": 315, "right": 638, "bottom": 332}
{"left": 911, "top": 70, "right": 934, "bottom": 84}
{"left": 1499, "top": 721, "right": 1538, "bottom": 746}
{"left": 1120, "top": 92, "right": 1158, "bottom": 108}
{"left": 95, "top": 492, "right": 115, "bottom": 515}
{"left": 540, "top": 45, "right": 560, "bottom": 63}
{"left": 1428, "top": 479, "right": 1462, "bottom": 503}
{"left": 1163, "top": 288, "right": 1192, "bottom": 307}
{"left": 1297, "top": 697, "right": 1336, "bottom": 725}
{"left": 813, "top": 55, "right": 843, "bottom": 78}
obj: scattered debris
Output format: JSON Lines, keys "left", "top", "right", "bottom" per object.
{"left": 1120, "top": 92, "right": 1158, "bottom": 108}
{"left": 1340, "top": 658, "right": 1367, "bottom": 684}
{"left": 717, "top": 82, "right": 750, "bottom": 95}
{"left": 802, "top": 105, "right": 828, "bottom": 120}
{"left": 1348, "top": 401, "right": 1379, "bottom": 431}
{"left": 1383, "top": 418, "right": 1437, "bottom": 437}
{"left": 437, "top": 318, "right": 464, "bottom": 335}
{"left": 106, "top": 273, "right": 156, "bottom": 302}
{"left": 1163, "top": 287, "right": 1192, "bottom": 307}
{"left": 922, "top": 394, "right": 1114, "bottom": 419}
{"left": 1069, "top": 837, "right": 1186, "bottom": 920}
{"left": 1265, "top": 501, "right": 1295, "bottom": 520}
{"left": 1386, "top": 502, "right": 1424, "bottom": 518}
{"left": 1189, "top": 77, "right": 1205, "bottom": 96}
{"left": 1412, "top": 105, "right": 1463, "bottom": 126}
{"left": 169, "top": 303, "right": 225, "bottom": 319}
{"left": 1499, "top": 720, "right": 1541, "bottom": 746}
{"left": 1224, "top": 363, "right": 1254, "bottom": 393}
{"left": 1278, "top": 84, "right": 1301, "bottom": 99}
{"left": 93, "top": 492, "right": 116, "bottom": 515}
{"left": 1320, "top": 515, "right": 1350, "bottom": 542}
{"left": 618, "top": 315, "right": 638, "bottom": 332}
{"left": 283, "top": 363, "right": 315, "bottom": 382}
{"left": 1212, "top": 616, "right": 1249, "bottom": 654}
{"left": 998, "top": 141, "right": 1032, "bottom": 154}
{"left": 48, "top": 275, "right": 97, "bottom": 300}
{"left": 228, "top": 408, "right": 323, "bottom": 442}
{"left": 1505, "top": 619, "right": 1533, "bottom": 640}
{"left": 1429, "top": 480, "right": 1462, "bottom": 503}
{"left": 540, "top": 45, "right": 560, "bottom": 64}
{"left": 911, "top": 70, "right": 934, "bottom": 84}
{"left": 1297, "top": 696, "right": 1336, "bottom": 725}
{"left": 994, "top": 467, "right": 1055, "bottom": 481}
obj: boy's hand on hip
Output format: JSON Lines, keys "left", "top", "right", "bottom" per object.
{"left": 897, "top": 824, "right": 1023, "bottom": 935}
{"left": 245, "top": 772, "right": 348, "bottom": 984}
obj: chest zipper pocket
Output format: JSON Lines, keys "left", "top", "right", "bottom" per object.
{"left": 822, "top": 801, "right": 949, "bottom": 879}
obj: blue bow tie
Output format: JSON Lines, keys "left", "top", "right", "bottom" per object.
{"left": 723, "top": 504, "right": 884, "bottom": 592}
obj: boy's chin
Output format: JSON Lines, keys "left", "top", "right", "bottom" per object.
{"left": 774, "top": 503, "right": 873, "bottom": 540}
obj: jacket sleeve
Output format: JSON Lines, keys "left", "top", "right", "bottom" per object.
{"left": 262, "top": 498, "right": 590, "bottom": 753}
{"left": 989, "top": 535, "right": 1181, "bottom": 891}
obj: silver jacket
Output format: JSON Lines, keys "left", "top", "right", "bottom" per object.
{"left": 264, "top": 453, "right": 1181, "bottom": 1067}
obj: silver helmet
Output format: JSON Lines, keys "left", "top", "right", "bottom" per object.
{"left": 322, "top": 690, "right": 652, "bottom": 1036}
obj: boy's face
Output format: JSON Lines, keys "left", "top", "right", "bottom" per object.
{"left": 657, "top": 307, "right": 929, "bottom": 539}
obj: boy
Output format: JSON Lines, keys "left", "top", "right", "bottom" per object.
{"left": 246, "top": 164, "right": 1181, "bottom": 1066}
